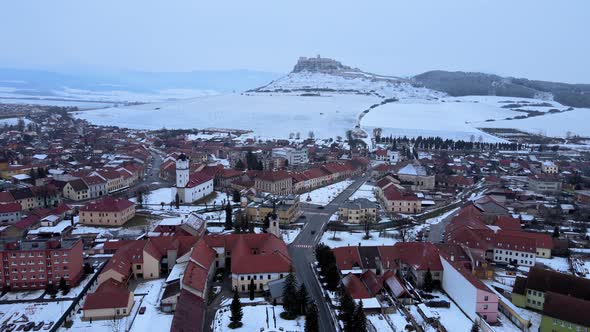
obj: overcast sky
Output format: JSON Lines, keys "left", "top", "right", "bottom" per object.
{"left": 1, "top": 1, "right": 589, "bottom": 83}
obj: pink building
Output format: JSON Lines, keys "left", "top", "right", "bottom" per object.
{"left": 0, "top": 238, "right": 84, "bottom": 290}
{"left": 439, "top": 252, "right": 499, "bottom": 323}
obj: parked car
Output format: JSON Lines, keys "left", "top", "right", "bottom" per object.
{"left": 139, "top": 307, "right": 146, "bottom": 315}
{"left": 32, "top": 322, "right": 44, "bottom": 331}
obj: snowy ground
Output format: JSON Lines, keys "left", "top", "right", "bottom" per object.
{"left": 320, "top": 230, "right": 399, "bottom": 248}
{"left": 281, "top": 228, "right": 302, "bottom": 244}
{"left": 536, "top": 257, "right": 570, "bottom": 273}
{"left": 348, "top": 183, "right": 377, "bottom": 202}
{"left": 1, "top": 300, "right": 72, "bottom": 330}
{"left": 212, "top": 302, "right": 305, "bottom": 332}
{"left": 361, "top": 95, "right": 590, "bottom": 141}
{"left": 305, "top": 180, "right": 355, "bottom": 206}
{"left": 75, "top": 93, "right": 380, "bottom": 140}
{"left": 427, "top": 292, "right": 473, "bottom": 332}
{"left": 0, "top": 289, "right": 44, "bottom": 301}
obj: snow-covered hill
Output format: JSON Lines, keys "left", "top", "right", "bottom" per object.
{"left": 253, "top": 56, "right": 444, "bottom": 101}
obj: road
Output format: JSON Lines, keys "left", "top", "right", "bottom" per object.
{"left": 288, "top": 173, "right": 370, "bottom": 332}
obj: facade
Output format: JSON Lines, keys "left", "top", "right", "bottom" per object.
{"left": 541, "top": 161, "right": 558, "bottom": 174}
{"left": 271, "top": 147, "right": 309, "bottom": 165}
{"left": 395, "top": 163, "right": 435, "bottom": 190}
{"left": 338, "top": 198, "right": 378, "bottom": 224}
{"left": 381, "top": 186, "right": 422, "bottom": 214}
{"left": 254, "top": 171, "right": 293, "bottom": 195}
{"left": 0, "top": 203, "right": 22, "bottom": 223}
{"left": 440, "top": 254, "right": 499, "bottom": 323}
{"left": 83, "top": 279, "right": 134, "bottom": 320}
{"left": 63, "top": 179, "right": 90, "bottom": 201}
{"left": 528, "top": 174, "right": 562, "bottom": 194}
{"left": 79, "top": 197, "right": 135, "bottom": 226}
{"left": 82, "top": 175, "right": 108, "bottom": 199}
{"left": 0, "top": 238, "right": 84, "bottom": 290}
{"left": 245, "top": 194, "right": 301, "bottom": 224}
{"left": 539, "top": 292, "right": 590, "bottom": 332}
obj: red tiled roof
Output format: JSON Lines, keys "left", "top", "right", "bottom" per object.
{"left": 0, "top": 202, "right": 21, "bottom": 213}
{"left": 170, "top": 290, "right": 205, "bottom": 332}
{"left": 256, "top": 171, "right": 292, "bottom": 182}
{"left": 81, "top": 197, "right": 134, "bottom": 213}
{"left": 383, "top": 186, "right": 418, "bottom": 202}
{"left": 83, "top": 278, "right": 131, "bottom": 310}
{"left": 0, "top": 192, "right": 14, "bottom": 203}
{"left": 342, "top": 273, "right": 371, "bottom": 299}
{"left": 185, "top": 172, "right": 213, "bottom": 189}
{"left": 333, "top": 247, "right": 362, "bottom": 270}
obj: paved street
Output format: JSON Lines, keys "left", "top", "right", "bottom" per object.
{"left": 288, "top": 173, "right": 370, "bottom": 332}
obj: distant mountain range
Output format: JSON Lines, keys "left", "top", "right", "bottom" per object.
{"left": 412, "top": 71, "right": 590, "bottom": 108}
{"left": 1, "top": 58, "right": 590, "bottom": 108}
{"left": 0, "top": 68, "right": 281, "bottom": 96}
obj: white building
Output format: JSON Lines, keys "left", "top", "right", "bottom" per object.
{"left": 271, "top": 147, "right": 309, "bottom": 166}
{"left": 176, "top": 154, "right": 214, "bottom": 204}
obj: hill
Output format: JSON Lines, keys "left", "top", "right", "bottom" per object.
{"left": 412, "top": 70, "right": 590, "bottom": 108}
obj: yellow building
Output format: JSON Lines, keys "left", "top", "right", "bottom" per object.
{"left": 79, "top": 197, "right": 135, "bottom": 226}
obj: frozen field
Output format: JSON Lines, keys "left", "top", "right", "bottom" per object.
{"left": 304, "top": 179, "right": 355, "bottom": 206}
{"left": 75, "top": 93, "right": 380, "bottom": 139}
{"left": 361, "top": 95, "right": 590, "bottom": 141}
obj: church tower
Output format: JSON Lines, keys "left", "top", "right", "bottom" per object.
{"left": 267, "top": 214, "right": 281, "bottom": 239}
{"left": 176, "top": 153, "right": 190, "bottom": 190}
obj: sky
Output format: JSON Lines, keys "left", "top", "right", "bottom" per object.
{"left": 1, "top": 0, "right": 589, "bottom": 83}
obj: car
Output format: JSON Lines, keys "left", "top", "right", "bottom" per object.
{"left": 23, "top": 322, "right": 35, "bottom": 331}
{"left": 317, "top": 206, "right": 324, "bottom": 210}
{"left": 33, "top": 322, "right": 44, "bottom": 331}
{"left": 92, "top": 262, "right": 100, "bottom": 268}
{"left": 42, "top": 322, "right": 53, "bottom": 331}
{"left": 139, "top": 307, "right": 146, "bottom": 315}
{"left": 299, "top": 215, "right": 306, "bottom": 219}
{"left": 213, "top": 286, "right": 222, "bottom": 295}
{"left": 310, "top": 230, "right": 316, "bottom": 235}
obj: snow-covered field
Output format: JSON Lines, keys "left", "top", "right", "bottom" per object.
{"left": 2, "top": 301, "right": 73, "bottom": 329}
{"left": 75, "top": 93, "right": 380, "bottom": 140}
{"left": 212, "top": 303, "right": 304, "bottom": 332}
{"left": 536, "top": 257, "right": 570, "bottom": 273}
{"left": 361, "top": 95, "right": 590, "bottom": 141}
{"left": 320, "top": 230, "right": 399, "bottom": 248}
{"left": 348, "top": 183, "right": 377, "bottom": 202}
{"left": 305, "top": 179, "right": 355, "bottom": 206}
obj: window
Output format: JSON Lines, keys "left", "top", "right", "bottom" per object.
{"left": 484, "top": 296, "right": 488, "bottom": 301}
{"left": 483, "top": 305, "right": 488, "bottom": 310}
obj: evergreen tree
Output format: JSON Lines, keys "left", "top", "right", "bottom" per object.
{"left": 297, "top": 283, "right": 309, "bottom": 315}
{"left": 339, "top": 290, "right": 355, "bottom": 331}
{"left": 58, "top": 277, "right": 67, "bottom": 291}
{"left": 470, "top": 321, "right": 480, "bottom": 332}
{"left": 423, "top": 268, "right": 433, "bottom": 292}
{"left": 224, "top": 203, "right": 233, "bottom": 230}
{"left": 249, "top": 279, "right": 255, "bottom": 300}
{"left": 256, "top": 160, "right": 264, "bottom": 171}
{"left": 304, "top": 303, "right": 319, "bottom": 332}
{"left": 324, "top": 263, "right": 341, "bottom": 291}
{"left": 262, "top": 214, "right": 271, "bottom": 233}
{"left": 552, "top": 225, "right": 560, "bottom": 238}
{"left": 232, "top": 189, "right": 241, "bottom": 203}
{"left": 175, "top": 193, "right": 180, "bottom": 209}
{"left": 351, "top": 300, "right": 367, "bottom": 332}
{"left": 282, "top": 269, "right": 298, "bottom": 319}
{"left": 229, "top": 290, "right": 243, "bottom": 328}
{"left": 235, "top": 159, "right": 246, "bottom": 171}
{"left": 137, "top": 191, "right": 143, "bottom": 208}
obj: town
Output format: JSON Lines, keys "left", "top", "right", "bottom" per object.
{"left": 0, "top": 103, "right": 588, "bottom": 332}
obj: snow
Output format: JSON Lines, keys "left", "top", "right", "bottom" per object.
{"left": 75, "top": 93, "right": 381, "bottom": 140}
{"left": 320, "top": 230, "right": 398, "bottom": 248}
{"left": 212, "top": 302, "right": 304, "bottom": 332}
{"left": 349, "top": 183, "right": 377, "bottom": 202}
{"left": 0, "top": 289, "right": 44, "bottom": 301}
{"left": 0, "top": 117, "right": 33, "bottom": 126}
{"left": 129, "top": 279, "right": 173, "bottom": 332}
{"left": 281, "top": 228, "right": 301, "bottom": 244}
{"left": 427, "top": 292, "right": 473, "bottom": 332}
{"left": 536, "top": 257, "right": 570, "bottom": 273}
{"left": 361, "top": 98, "right": 512, "bottom": 143}
{"left": 305, "top": 179, "right": 355, "bottom": 206}
{"left": 2, "top": 300, "right": 73, "bottom": 329}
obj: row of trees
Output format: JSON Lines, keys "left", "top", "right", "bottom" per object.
{"left": 315, "top": 244, "right": 341, "bottom": 291}
{"left": 235, "top": 151, "right": 264, "bottom": 171}
{"left": 339, "top": 291, "right": 367, "bottom": 332}
{"left": 379, "top": 135, "right": 524, "bottom": 151}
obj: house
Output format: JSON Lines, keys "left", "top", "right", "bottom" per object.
{"left": 92, "top": 169, "right": 127, "bottom": 193}
{"left": 245, "top": 194, "right": 301, "bottom": 224}
{"left": 528, "top": 174, "right": 562, "bottom": 194}
{"left": 82, "top": 175, "right": 108, "bottom": 199}
{"left": 0, "top": 238, "right": 84, "bottom": 290}
{"left": 539, "top": 292, "right": 590, "bottom": 332}
{"left": 381, "top": 186, "right": 422, "bottom": 214}
{"left": 395, "top": 163, "right": 435, "bottom": 190}
{"left": 541, "top": 161, "right": 558, "bottom": 174}
{"left": 271, "top": 147, "right": 309, "bottom": 165}
{"left": 63, "top": 179, "right": 90, "bottom": 201}
{"left": 82, "top": 278, "right": 134, "bottom": 320}
{"left": 338, "top": 198, "right": 378, "bottom": 224}
{"left": 204, "top": 233, "right": 292, "bottom": 293}
{"left": 79, "top": 197, "right": 135, "bottom": 226}
{"left": 575, "top": 190, "right": 590, "bottom": 205}
{"left": 511, "top": 267, "right": 590, "bottom": 311}
{"left": 439, "top": 252, "right": 499, "bottom": 323}
{"left": 0, "top": 202, "right": 22, "bottom": 223}
{"left": 254, "top": 171, "right": 293, "bottom": 195}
